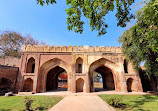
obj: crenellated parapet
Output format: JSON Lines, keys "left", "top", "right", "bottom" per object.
{"left": 22, "top": 45, "right": 122, "bottom": 53}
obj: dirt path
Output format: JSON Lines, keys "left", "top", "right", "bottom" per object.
{"left": 49, "top": 95, "right": 115, "bottom": 111}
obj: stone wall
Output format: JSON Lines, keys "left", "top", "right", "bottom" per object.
{"left": 0, "top": 65, "right": 19, "bottom": 92}
{"left": 0, "top": 56, "right": 20, "bottom": 67}
{"left": 17, "top": 45, "right": 143, "bottom": 93}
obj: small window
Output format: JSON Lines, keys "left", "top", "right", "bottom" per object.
{"left": 76, "top": 57, "right": 83, "bottom": 73}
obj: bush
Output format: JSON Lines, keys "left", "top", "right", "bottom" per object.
{"left": 24, "top": 96, "right": 34, "bottom": 111}
{"left": 107, "top": 96, "right": 122, "bottom": 107}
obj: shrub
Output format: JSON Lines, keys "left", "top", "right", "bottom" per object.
{"left": 107, "top": 96, "right": 122, "bottom": 107}
{"left": 24, "top": 96, "right": 34, "bottom": 111}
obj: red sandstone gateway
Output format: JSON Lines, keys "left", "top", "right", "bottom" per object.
{"left": 15, "top": 45, "right": 142, "bottom": 93}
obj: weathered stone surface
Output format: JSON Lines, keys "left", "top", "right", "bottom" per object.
{"left": 84, "top": 45, "right": 89, "bottom": 52}
{"left": 89, "top": 46, "right": 94, "bottom": 52}
{"left": 62, "top": 46, "right": 67, "bottom": 52}
{"left": 56, "top": 45, "right": 61, "bottom": 52}
{"left": 67, "top": 46, "right": 73, "bottom": 52}
{"left": 16, "top": 45, "right": 143, "bottom": 94}
{"left": 79, "top": 46, "right": 83, "bottom": 52}
{"left": 73, "top": 46, "right": 78, "bottom": 52}
{"left": 26, "top": 45, "right": 32, "bottom": 51}
{"left": 44, "top": 45, "right": 50, "bottom": 52}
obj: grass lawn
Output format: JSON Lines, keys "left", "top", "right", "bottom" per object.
{"left": 99, "top": 94, "right": 158, "bottom": 111}
{"left": 0, "top": 95, "right": 62, "bottom": 111}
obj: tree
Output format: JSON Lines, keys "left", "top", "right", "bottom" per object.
{"left": 0, "top": 31, "right": 46, "bottom": 57}
{"left": 36, "top": 0, "right": 135, "bottom": 36}
{"left": 119, "top": 0, "right": 158, "bottom": 90}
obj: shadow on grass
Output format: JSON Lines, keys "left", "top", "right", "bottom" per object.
{"left": 0, "top": 109, "right": 11, "bottom": 111}
{"left": 34, "top": 106, "right": 48, "bottom": 111}
{"left": 110, "top": 95, "right": 157, "bottom": 111}
{"left": 126, "top": 95, "right": 156, "bottom": 111}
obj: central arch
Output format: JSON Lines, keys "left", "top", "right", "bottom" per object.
{"left": 37, "top": 58, "right": 71, "bottom": 93}
{"left": 46, "top": 66, "right": 67, "bottom": 91}
{"left": 89, "top": 58, "right": 117, "bottom": 92}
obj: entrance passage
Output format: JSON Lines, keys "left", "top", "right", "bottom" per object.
{"left": 93, "top": 66, "right": 115, "bottom": 92}
{"left": 46, "top": 66, "right": 68, "bottom": 91}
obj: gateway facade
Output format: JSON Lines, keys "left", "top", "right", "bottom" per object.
{"left": 16, "top": 45, "right": 143, "bottom": 93}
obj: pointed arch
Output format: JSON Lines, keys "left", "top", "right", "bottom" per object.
{"left": 88, "top": 58, "right": 117, "bottom": 92}
{"left": 76, "top": 78, "right": 85, "bottom": 92}
{"left": 127, "top": 78, "right": 133, "bottom": 92}
{"left": 37, "top": 58, "right": 71, "bottom": 92}
{"left": 76, "top": 57, "right": 83, "bottom": 73}
{"left": 23, "top": 78, "right": 33, "bottom": 92}
{"left": 26, "top": 57, "right": 35, "bottom": 73}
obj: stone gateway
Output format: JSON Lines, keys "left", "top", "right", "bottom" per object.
{"left": 16, "top": 45, "right": 143, "bottom": 93}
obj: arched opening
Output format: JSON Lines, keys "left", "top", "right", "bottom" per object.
{"left": 46, "top": 66, "right": 68, "bottom": 91}
{"left": 124, "top": 59, "right": 128, "bottom": 73}
{"left": 23, "top": 78, "right": 33, "bottom": 92}
{"left": 76, "top": 57, "right": 83, "bottom": 73}
{"left": 26, "top": 57, "right": 35, "bottom": 73}
{"left": 93, "top": 71, "right": 103, "bottom": 92}
{"left": 76, "top": 78, "right": 84, "bottom": 92}
{"left": 93, "top": 66, "right": 115, "bottom": 92}
{"left": 127, "top": 78, "right": 133, "bottom": 92}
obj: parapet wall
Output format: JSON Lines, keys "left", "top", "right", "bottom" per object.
{"left": 22, "top": 45, "right": 122, "bottom": 53}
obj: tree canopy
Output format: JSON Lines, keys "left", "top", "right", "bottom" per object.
{"left": 36, "top": 0, "right": 135, "bottom": 36}
{"left": 0, "top": 31, "right": 46, "bottom": 57}
{"left": 119, "top": 0, "right": 158, "bottom": 76}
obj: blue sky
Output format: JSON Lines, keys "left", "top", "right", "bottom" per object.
{"left": 0, "top": 0, "right": 143, "bottom": 47}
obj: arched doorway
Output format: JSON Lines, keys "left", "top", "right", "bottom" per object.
{"left": 46, "top": 66, "right": 68, "bottom": 91}
{"left": 127, "top": 78, "right": 133, "bottom": 92}
{"left": 26, "top": 57, "right": 35, "bottom": 73}
{"left": 76, "top": 78, "right": 85, "bottom": 92}
{"left": 93, "top": 66, "right": 115, "bottom": 92}
{"left": 23, "top": 78, "right": 33, "bottom": 92}
{"left": 76, "top": 57, "right": 83, "bottom": 73}
{"left": 89, "top": 58, "right": 116, "bottom": 92}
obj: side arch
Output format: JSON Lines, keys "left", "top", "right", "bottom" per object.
{"left": 76, "top": 57, "right": 83, "bottom": 73}
{"left": 26, "top": 57, "right": 35, "bottom": 73}
{"left": 127, "top": 78, "right": 134, "bottom": 92}
{"left": 37, "top": 58, "right": 71, "bottom": 92}
{"left": 88, "top": 58, "right": 118, "bottom": 92}
{"left": 23, "top": 78, "right": 33, "bottom": 92}
{"left": 76, "top": 78, "right": 85, "bottom": 92}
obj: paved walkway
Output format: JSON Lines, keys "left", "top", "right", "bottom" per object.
{"left": 34, "top": 90, "right": 146, "bottom": 96}
{"left": 49, "top": 95, "right": 115, "bottom": 111}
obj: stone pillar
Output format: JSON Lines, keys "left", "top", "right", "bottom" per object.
{"left": 18, "top": 53, "right": 27, "bottom": 92}
{"left": 32, "top": 54, "right": 40, "bottom": 93}
{"left": 118, "top": 57, "right": 128, "bottom": 92}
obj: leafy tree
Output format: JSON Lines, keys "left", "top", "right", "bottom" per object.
{"left": 119, "top": 0, "right": 158, "bottom": 91}
{"left": 0, "top": 31, "right": 46, "bottom": 57}
{"left": 36, "top": 0, "right": 135, "bottom": 36}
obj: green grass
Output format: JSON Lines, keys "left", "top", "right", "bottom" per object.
{"left": 0, "top": 95, "right": 62, "bottom": 111}
{"left": 99, "top": 94, "right": 158, "bottom": 111}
